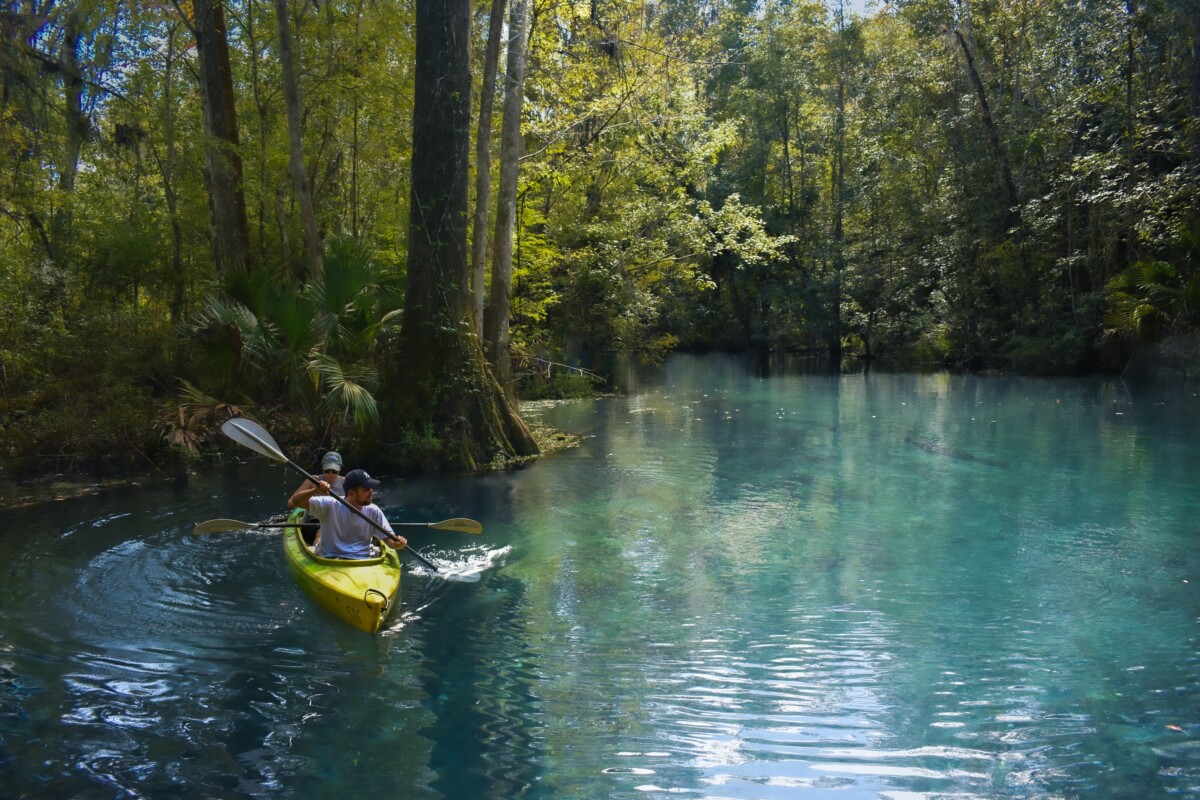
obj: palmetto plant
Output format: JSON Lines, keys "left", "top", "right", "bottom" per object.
{"left": 1104, "top": 226, "right": 1200, "bottom": 342}
{"left": 186, "top": 243, "right": 402, "bottom": 441}
{"left": 158, "top": 381, "right": 244, "bottom": 456}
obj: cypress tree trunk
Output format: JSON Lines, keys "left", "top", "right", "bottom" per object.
{"left": 385, "top": 0, "right": 538, "bottom": 471}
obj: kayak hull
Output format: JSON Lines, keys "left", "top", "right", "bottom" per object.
{"left": 282, "top": 509, "right": 402, "bottom": 633}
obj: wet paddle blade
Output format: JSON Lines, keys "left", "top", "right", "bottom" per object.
{"left": 191, "top": 519, "right": 258, "bottom": 536}
{"left": 390, "top": 518, "right": 483, "bottom": 534}
{"left": 221, "top": 418, "right": 287, "bottom": 463}
{"left": 426, "top": 518, "right": 483, "bottom": 535}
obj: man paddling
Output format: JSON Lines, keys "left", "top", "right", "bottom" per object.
{"left": 291, "top": 469, "right": 407, "bottom": 559}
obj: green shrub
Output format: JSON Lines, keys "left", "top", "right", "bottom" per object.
{"left": 520, "top": 370, "right": 603, "bottom": 400}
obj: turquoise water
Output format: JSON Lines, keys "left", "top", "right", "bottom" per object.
{"left": 2, "top": 354, "right": 1199, "bottom": 798}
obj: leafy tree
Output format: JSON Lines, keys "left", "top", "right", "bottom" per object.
{"left": 274, "top": 0, "right": 323, "bottom": 277}
{"left": 470, "top": 0, "right": 508, "bottom": 338}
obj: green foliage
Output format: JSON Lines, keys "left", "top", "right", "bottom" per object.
{"left": 185, "top": 248, "right": 398, "bottom": 442}
{"left": 519, "top": 371, "right": 604, "bottom": 400}
{"left": 2, "top": 0, "right": 1200, "bottom": 480}
{"left": 385, "top": 423, "right": 444, "bottom": 472}
{"left": 7, "top": 381, "right": 157, "bottom": 478}
{"left": 158, "top": 382, "right": 244, "bottom": 456}
{"left": 1104, "top": 227, "right": 1200, "bottom": 343}
{"left": 1105, "top": 260, "right": 1185, "bottom": 341}
{"left": 310, "top": 353, "right": 380, "bottom": 431}
{"left": 0, "top": 306, "right": 174, "bottom": 479}
{"left": 509, "top": 203, "right": 562, "bottom": 348}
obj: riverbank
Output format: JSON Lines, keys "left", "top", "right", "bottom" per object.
{"left": 0, "top": 475, "right": 151, "bottom": 511}
{"left": 0, "top": 419, "right": 584, "bottom": 512}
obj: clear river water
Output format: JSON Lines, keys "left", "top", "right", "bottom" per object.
{"left": 2, "top": 353, "right": 1199, "bottom": 799}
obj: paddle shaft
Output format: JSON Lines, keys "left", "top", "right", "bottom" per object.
{"left": 194, "top": 517, "right": 480, "bottom": 536}
{"left": 228, "top": 420, "right": 439, "bottom": 571}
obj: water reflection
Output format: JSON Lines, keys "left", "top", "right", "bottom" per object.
{"left": 1, "top": 354, "right": 1199, "bottom": 798}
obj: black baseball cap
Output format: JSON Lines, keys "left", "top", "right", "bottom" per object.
{"left": 342, "top": 469, "right": 381, "bottom": 491}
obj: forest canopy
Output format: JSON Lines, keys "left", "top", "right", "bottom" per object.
{"left": 1, "top": 0, "right": 1197, "bottom": 479}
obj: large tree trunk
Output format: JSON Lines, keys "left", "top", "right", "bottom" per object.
{"left": 485, "top": 0, "right": 531, "bottom": 388}
{"left": 193, "top": 0, "right": 251, "bottom": 275}
{"left": 274, "top": 0, "right": 323, "bottom": 278}
{"left": 470, "top": 0, "right": 507, "bottom": 338}
{"left": 386, "top": 0, "right": 538, "bottom": 471}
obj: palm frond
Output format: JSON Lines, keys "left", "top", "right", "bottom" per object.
{"left": 1104, "top": 259, "right": 1183, "bottom": 342}
{"left": 238, "top": 316, "right": 285, "bottom": 378}
{"left": 267, "top": 292, "right": 320, "bottom": 354}
{"left": 309, "top": 353, "right": 381, "bottom": 431}
{"left": 189, "top": 296, "right": 254, "bottom": 379}
{"left": 158, "top": 380, "right": 244, "bottom": 455}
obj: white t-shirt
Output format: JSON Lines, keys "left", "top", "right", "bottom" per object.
{"left": 308, "top": 495, "right": 394, "bottom": 559}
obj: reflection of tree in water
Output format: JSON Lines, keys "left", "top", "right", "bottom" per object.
{"left": 417, "top": 574, "right": 545, "bottom": 798}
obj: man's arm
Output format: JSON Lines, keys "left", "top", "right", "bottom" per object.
{"left": 289, "top": 479, "right": 330, "bottom": 510}
{"left": 372, "top": 507, "right": 407, "bottom": 550}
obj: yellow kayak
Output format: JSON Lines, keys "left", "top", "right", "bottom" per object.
{"left": 281, "top": 508, "right": 402, "bottom": 633}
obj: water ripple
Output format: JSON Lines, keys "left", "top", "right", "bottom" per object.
{"left": 5, "top": 364, "right": 1200, "bottom": 799}
{"left": 72, "top": 533, "right": 296, "bottom": 644}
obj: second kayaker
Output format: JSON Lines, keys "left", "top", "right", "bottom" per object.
{"left": 287, "top": 450, "right": 345, "bottom": 505}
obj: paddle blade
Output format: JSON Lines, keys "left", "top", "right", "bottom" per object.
{"left": 221, "top": 418, "right": 287, "bottom": 463}
{"left": 428, "top": 518, "right": 483, "bottom": 535}
{"left": 192, "top": 519, "right": 258, "bottom": 536}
